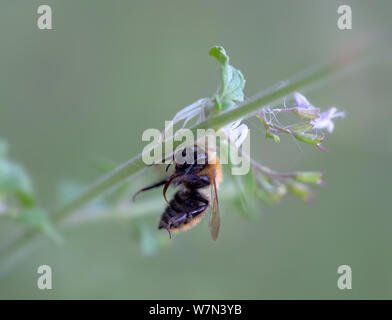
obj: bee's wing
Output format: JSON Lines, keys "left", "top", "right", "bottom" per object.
{"left": 208, "top": 176, "right": 220, "bottom": 241}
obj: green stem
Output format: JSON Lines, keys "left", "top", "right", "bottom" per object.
{"left": 0, "top": 48, "right": 363, "bottom": 273}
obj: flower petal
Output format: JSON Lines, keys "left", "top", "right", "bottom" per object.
{"left": 294, "top": 92, "right": 313, "bottom": 109}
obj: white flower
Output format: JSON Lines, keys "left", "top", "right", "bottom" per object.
{"left": 161, "top": 98, "right": 214, "bottom": 140}
{"left": 292, "top": 92, "right": 321, "bottom": 119}
{"left": 293, "top": 92, "right": 316, "bottom": 110}
{"left": 310, "top": 107, "right": 345, "bottom": 133}
{"left": 220, "top": 119, "right": 249, "bottom": 148}
{"left": 294, "top": 92, "right": 345, "bottom": 133}
{"left": 171, "top": 98, "right": 212, "bottom": 127}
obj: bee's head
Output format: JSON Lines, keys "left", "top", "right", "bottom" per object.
{"left": 174, "top": 145, "right": 208, "bottom": 173}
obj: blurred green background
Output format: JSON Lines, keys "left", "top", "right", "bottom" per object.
{"left": 0, "top": 0, "right": 391, "bottom": 299}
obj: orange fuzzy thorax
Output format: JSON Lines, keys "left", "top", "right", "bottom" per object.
{"left": 199, "top": 152, "right": 222, "bottom": 186}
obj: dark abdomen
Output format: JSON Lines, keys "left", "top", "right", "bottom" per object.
{"left": 158, "top": 189, "right": 209, "bottom": 232}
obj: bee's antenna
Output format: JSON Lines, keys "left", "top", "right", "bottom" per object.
{"left": 132, "top": 179, "right": 167, "bottom": 202}
{"left": 132, "top": 190, "right": 143, "bottom": 202}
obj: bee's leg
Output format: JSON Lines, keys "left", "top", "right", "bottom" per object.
{"left": 186, "top": 204, "right": 209, "bottom": 217}
{"left": 165, "top": 225, "right": 172, "bottom": 239}
{"left": 170, "top": 205, "right": 209, "bottom": 224}
{"left": 132, "top": 179, "right": 167, "bottom": 202}
{"left": 167, "top": 204, "right": 209, "bottom": 236}
{"left": 166, "top": 214, "right": 185, "bottom": 238}
{"left": 167, "top": 213, "right": 187, "bottom": 229}
{"left": 191, "top": 194, "right": 209, "bottom": 204}
{"left": 184, "top": 163, "right": 195, "bottom": 175}
{"left": 182, "top": 174, "right": 210, "bottom": 189}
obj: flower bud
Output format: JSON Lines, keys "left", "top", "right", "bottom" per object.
{"left": 294, "top": 107, "right": 320, "bottom": 119}
{"left": 288, "top": 122, "right": 313, "bottom": 133}
{"left": 266, "top": 131, "right": 280, "bottom": 143}
{"left": 294, "top": 132, "right": 323, "bottom": 146}
{"left": 293, "top": 172, "right": 323, "bottom": 185}
{"left": 269, "top": 184, "right": 287, "bottom": 203}
{"left": 287, "top": 182, "right": 313, "bottom": 202}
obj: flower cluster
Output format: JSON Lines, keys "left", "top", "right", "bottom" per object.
{"left": 231, "top": 91, "right": 345, "bottom": 205}
{"left": 257, "top": 92, "right": 345, "bottom": 151}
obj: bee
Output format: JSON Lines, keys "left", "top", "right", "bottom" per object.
{"left": 133, "top": 145, "right": 222, "bottom": 240}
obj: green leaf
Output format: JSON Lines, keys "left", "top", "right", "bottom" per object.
{"left": 0, "top": 160, "right": 34, "bottom": 206}
{"left": 209, "top": 46, "right": 228, "bottom": 65}
{"left": 15, "top": 208, "right": 63, "bottom": 244}
{"left": 130, "top": 219, "right": 158, "bottom": 256}
{"left": 210, "top": 46, "right": 245, "bottom": 110}
{"left": 231, "top": 173, "right": 260, "bottom": 219}
{"left": 220, "top": 99, "right": 236, "bottom": 110}
{"left": 57, "top": 181, "right": 85, "bottom": 206}
{"left": 222, "top": 66, "right": 245, "bottom": 102}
